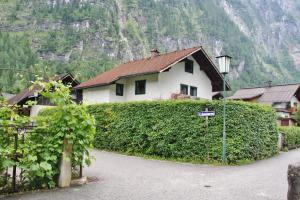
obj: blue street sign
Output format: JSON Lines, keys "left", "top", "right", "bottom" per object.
{"left": 197, "top": 111, "right": 215, "bottom": 117}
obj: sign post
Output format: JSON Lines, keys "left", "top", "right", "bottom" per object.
{"left": 197, "top": 108, "right": 215, "bottom": 127}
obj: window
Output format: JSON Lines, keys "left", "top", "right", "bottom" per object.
{"left": 190, "top": 86, "right": 197, "bottom": 97}
{"left": 185, "top": 59, "right": 193, "bottom": 73}
{"left": 135, "top": 80, "right": 146, "bottom": 95}
{"left": 116, "top": 83, "right": 124, "bottom": 96}
{"left": 180, "top": 84, "right": 188, "bottom": 95}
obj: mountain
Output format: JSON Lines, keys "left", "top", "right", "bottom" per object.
{"left": 0, "top": 0, "right": 299, "bottom": 93}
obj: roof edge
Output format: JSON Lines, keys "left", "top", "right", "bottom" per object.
{"left": 158, "top": 46, "right": 202, "bottom": 73}
{"left": 241, "top": 82, "right": 300, "bottom": 90}
{"left": 74, "top": 71, "right": 159, "bottom": 90}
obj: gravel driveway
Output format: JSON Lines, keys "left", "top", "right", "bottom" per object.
{"left": 5, "top": 148, "right": 300, "bottom": 200}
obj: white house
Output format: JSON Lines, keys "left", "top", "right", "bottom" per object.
{"left": 75, "top": 46, "right": 229, "bottom": 104}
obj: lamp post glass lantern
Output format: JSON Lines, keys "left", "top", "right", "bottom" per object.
{"left": 216, "top": 55, "right": 231, "bottom": 74}
{"left": 216, "top": 55, "right": 231, "bottom": 163}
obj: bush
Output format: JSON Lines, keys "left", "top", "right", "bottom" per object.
{"left": 279, "top": 126, "right": 300, "bottom": 149}
{"left": 294, "top": 107, "right": 300, "bottom": 126}
{"left": 1, "top": 80, "right": 95, "bottom": 192}
{"left": 86, "top": 100, "right": 278, "bottom": 164}
{"left": 22, "top": 80, "right": 96, "bottom": 189}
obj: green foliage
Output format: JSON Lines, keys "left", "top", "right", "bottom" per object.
{"left": 0, "top": 32, "right": 39, "bottom": 93}
{"left": 279, "top": 126, "right": 300, "bottom": 149}
{"left": 20, "top": 80, "right": 96, "bottom": 188}
{"left": 0, "top": 80, "right": 95, "bottom": 191}
{"left": 87, "top": 100, "right": 278, "bottom": 164}
{"left": 0, "top": 101, "right": 28, "bottom": 169}
{"left": 0, "top": 0, "right": 299, "bottom": 94}
{"left": 0, "top": 100, "right": 29, "bottom": 190}
{"left": 294, "top": 107, "right": 300, "bottom": 125}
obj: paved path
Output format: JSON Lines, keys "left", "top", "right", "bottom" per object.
{"left": 5, "top": 149, "right": 300, "bottom": 200}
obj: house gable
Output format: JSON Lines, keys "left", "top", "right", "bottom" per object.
{"left": 158, "top": 56, "right": 212, "bottom": 100}
{"left": 75, "top": 46, "right": 229, "bottom": 92}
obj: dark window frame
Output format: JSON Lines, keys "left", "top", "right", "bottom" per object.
{"left": 190, "top": 86, "right": 197, "bottom": 97}
{"left": 180, "top": 84, "right": 188, "bottom": 95}
{"left": 135, "top": 80, "right": 146, "bottom": 95}
{"left": 116, "top": 83, "right": 124, "bottom": 96}
{"left": 185, "top": 59, "right": 194, "bottom": 74}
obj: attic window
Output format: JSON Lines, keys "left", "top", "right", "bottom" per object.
{"left": 185, "top": 59, "right": 193, "bottom": 73}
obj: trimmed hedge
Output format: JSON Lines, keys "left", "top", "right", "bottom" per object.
{"left": 279, "top": 126, "right": 300, "bottom": 150}
{"left": 86, "top": 100, "right": 278, "bottom": 163}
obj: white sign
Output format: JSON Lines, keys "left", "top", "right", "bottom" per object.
{"left": 197, "top": 111, "right": 215, "bottom": 117}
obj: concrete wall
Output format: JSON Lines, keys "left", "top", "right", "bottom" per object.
{"left": 30, "top": 105, "right": 53, "bottom": 117}
{"left": 158, "top": 56, "right": 212, "bottom": 100}
{"left": 82, "top": 86, "right": 110, "bottom": 104}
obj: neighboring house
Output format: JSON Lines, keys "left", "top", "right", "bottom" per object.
{"left": 229, "top": 83, "right": 300, "bottom": 126}
{"left": 1, "top": 92, "right": 14, "bottom": 101}
{"left": 75, "top": 46, "right": 230, "bottom": 104}
{"left": 8, "top": 73, "right": 80, "bottom": 116}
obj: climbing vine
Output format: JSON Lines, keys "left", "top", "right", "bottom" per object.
{"left": 1, "top": 79, "right": 95, "bottom": 191}
{"left": 20, "top": 80, "right": 96, "bottom": 188}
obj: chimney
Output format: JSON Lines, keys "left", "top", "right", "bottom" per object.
{"left": 150, "top": 49, "right": 160, "bottom": 58}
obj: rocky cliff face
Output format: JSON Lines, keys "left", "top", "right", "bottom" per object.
{"left": 0, "top": 0, "right": 299, "bottom": 92}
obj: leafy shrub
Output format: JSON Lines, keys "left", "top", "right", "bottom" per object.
{"left": 1, "top": 80, "right": 96, "bottom": 192}
{"left": 279, "top": 126, "right": 300, "bottom": 149}
{"left": 21, "top": 80, "right": 96, "bottom": 189}
{"left": 294, "top": 107, "right": 300, "bottom": 126}
{"left": 86, "top": 100, "right": 278, "bottom": 164}
{"left": 0, "top": 100, "right": 29, "bottom": 191}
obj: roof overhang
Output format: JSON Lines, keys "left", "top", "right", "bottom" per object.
{"left": 192, "top": 48, "right": 230, "bottom": 92}
{"left": 74, "top": 72, "right": 159, "bottom": 90}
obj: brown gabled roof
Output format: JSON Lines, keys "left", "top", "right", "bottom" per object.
{"left": 8, "top": 73, "right": 79, "bottom": 105}
{"left": 75, "top": 46, "right": 230, "bottom": 91}
{"left": 229, "top": 83, "right": 300, "bottom": 104}
{"left": 228, "top": 87, "right": 265, "bottom": 100}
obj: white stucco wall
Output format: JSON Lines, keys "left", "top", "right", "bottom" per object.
{"left": 124, "top": 74, "right": 159, "bottom": 101}
{"left": 30, "top": 105, "right": 53, "bottom": 117}
{"left": 82, "top": 86, "right": 110, "bottom": 104}
{"left": 81, "top": 56, "right": 214, "bottom": 104}
{"left": 276, "top": 111, "right": 290, "bottom": 118}
{"left": 272, "top": 102, "right": 288, "bottom": 109}
{"left": 158, "top": 56, "right": 212, "bottom": 100}
{"left": 291, "top": 96, "right": 299, "bottom": 107}
{"left": 109, "top": 79, "right": 127, "bottom": 102}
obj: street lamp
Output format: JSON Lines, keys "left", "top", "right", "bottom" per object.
{"left": 216, "top": 55, "right": 231, "bottom": 163}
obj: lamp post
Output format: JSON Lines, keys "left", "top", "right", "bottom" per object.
{"left": 216, "top": 55, "right": 231, "bottom": 163}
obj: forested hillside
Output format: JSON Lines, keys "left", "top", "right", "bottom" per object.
{"left": 0, "top": 0, "right": 299, "bottom": 93}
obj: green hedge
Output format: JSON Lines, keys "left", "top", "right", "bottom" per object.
{"left": 86, "top": 100, "right": 278, "bottom": 163}
{"left": 279, "top": 126, "right": 300, "bottom": 150}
